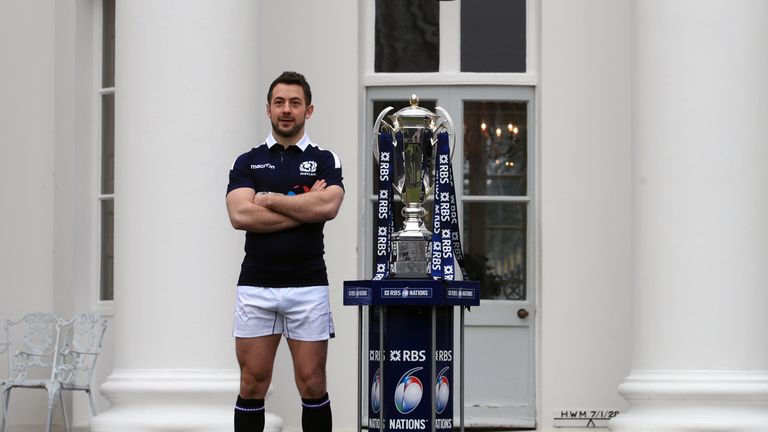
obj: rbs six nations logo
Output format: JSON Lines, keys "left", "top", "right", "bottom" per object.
{"left": 394, "top": 367, "right": 424, "bottom": 414}
{"left": 370, "top": 353, "right": 453, "bottom": 419}
{"left": 371, "top": 368, "right": 382, "bottom": 414}
{"left": 435, "top": 367, "right": 451, "bottom": 414}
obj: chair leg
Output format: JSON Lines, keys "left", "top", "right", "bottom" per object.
{"left": 0, "top": 390, "right": 5, "bottom": 432}
{"left": 59, "top": 391, "right": 70, "bottom": 432}
{"left": 46, "top": 388, "right": 59, "bottom": 432}
{"left": 87, "top": 389, "right": 98, "bottom": 416}
{"left": 1, "top": 387, "right": 12, "bottom": 432}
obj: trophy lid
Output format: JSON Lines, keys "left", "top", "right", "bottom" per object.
{"left": 389, "top": 94, "right": 438, "bottom": 123}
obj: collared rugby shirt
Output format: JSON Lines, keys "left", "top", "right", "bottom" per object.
{"left": 227, "top": 133, "right": 344, "bottom": 287}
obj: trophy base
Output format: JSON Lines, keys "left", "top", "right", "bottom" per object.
{"left": 390, "top": 238, "right": 431, "bottom": 279}
{"left": 389, "top": 269, "right": 431, "bottom": 279}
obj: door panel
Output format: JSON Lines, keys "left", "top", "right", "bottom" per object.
{"left": 464, "top": 303, "right": 535, "bottom": 428}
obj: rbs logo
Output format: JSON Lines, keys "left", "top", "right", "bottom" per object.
{"left": 389, "top": 350, "right": 426, "bottom": 362}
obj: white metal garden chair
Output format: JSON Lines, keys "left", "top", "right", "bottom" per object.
{"left": 0, "top": 312, "right": 59, "bottom": 432}
{"left": 53, "top": 312, "right": 109, "bottom": 425}
{"left": 1, "top": 312, "right": 108, "bottom": 432}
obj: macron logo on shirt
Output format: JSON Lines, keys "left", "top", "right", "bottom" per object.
{"left": 251, "top": 163, "right": 276, "bottom": 170}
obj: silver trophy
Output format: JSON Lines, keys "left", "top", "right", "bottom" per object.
{"left": 373, "top": 95, "right": 455, "bottom": 278}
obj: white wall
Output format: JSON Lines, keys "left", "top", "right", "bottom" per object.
{"left": 0, "top": 1, "right": 56, "bottom": 309}
{"left": 539, "top": 0, "right": 632, "bottom": 429}
{"left": 0, "top": 0, "right": 58, "bottom": 427}
{"left": 1, "top": 1, "right": 113, "bottom": 428}
{"left": 256, "top": 1, "right": 361, "bottom": 431}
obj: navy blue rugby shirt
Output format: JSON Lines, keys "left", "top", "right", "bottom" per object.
{"left": 227, "top": 133, "right": 344, "bottom": 287}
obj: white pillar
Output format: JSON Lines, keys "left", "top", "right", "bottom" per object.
{"left": 612, "top": 1, "right": 768, "bottom": 430}
{"left": 90, "top": 1, "right": 282, "bottom": 430}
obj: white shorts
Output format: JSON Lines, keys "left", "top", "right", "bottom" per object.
{"left": 233, "top": 285, "right": 335, "bottom": 341}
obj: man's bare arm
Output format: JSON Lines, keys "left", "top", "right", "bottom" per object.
{"left": 226, "top": 187, "right": 302, "bottom": 233}
{"left": 253, "top": 181, "right": 344, "bottom": 224}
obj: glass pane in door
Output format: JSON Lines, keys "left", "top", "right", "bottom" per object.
{"left": 463, "top": 202, "right": 527, "bottom": 300}
{"left": 463, "top": 100, "right": 528, "bottom": 196}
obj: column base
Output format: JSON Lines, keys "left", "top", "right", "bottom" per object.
{"left": 90, "top": 369, "right": 283, "bottom": 432}
{"left": 611, "top": 370, "right": 768, "bottom": 431}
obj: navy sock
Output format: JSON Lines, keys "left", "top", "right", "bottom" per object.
{"left": 235, "top": 396, "right": 265, "bottom": 432}
{"left": 301, "top": 393, "right": 332, "bottom": 432}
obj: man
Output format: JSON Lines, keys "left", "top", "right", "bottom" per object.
{"left": 226, "top": 71, "right": 344, "bottom": 432}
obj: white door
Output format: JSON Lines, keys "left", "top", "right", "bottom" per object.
{"left": 366, "top": 86, "right": 536, "bottom": 429}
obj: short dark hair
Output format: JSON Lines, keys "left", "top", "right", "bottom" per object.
{"left": 267, "top": 71, "right": 312, "bottom": 106}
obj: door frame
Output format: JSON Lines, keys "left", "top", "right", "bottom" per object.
{"left": 360, "top": 85, "right": 538, "bottom": 429}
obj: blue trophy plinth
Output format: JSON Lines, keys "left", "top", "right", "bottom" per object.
{"left": 344, "top": 279, "right": 480, "bottom": 432}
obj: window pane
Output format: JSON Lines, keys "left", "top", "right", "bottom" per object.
{"left": 101, "top": 93, "right": 115, "bottom": 195}
{"left": 375, "top": 0, "right": 439, "bottom": 72}
{"left": 463, "top": 100, "right": 528, "bottom": 196}
{"left": 100, "top": 199, "right": 114, "bottom": 301}
{"left": 461, "top": 0, "right": 526, "bottom": 72}
{"left": 100, "top": 0, "right": 115, "bottom": 302}
{"left": 463, "top": 202, "right": 526, "bottom": 300}
{"left": 102, "top": 0, "right": 115, "bottom": 87}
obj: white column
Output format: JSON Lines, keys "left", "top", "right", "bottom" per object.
{"left": 90, "top": 1, "right": 281, "bottom": 430}
{"left": 612, "top": 1, "right": 768, "bottom": 430}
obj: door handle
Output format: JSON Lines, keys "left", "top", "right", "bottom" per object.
{"left": 517, "top": 308, "right": 529, "bottom": 319}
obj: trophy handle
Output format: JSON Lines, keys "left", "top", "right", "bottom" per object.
{"left": 372, "top": 106, "right": 395, "bottom": 163}
{"left": 435, "top": 106, "right": 456, "bottom": 160}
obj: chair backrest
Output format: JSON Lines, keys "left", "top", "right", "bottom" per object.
{"left": 2, "top": 312, "right": 59, "bottom": 381}
{"left": 53, "top": 312, "right": 108, "bottom": 387}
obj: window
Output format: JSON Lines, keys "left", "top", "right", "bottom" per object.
{"left": 460, "top": 0, "right": 526, "bottom": 72}
{"left": 375, "top": 0, "right": 439, "bottom": 72}
{"left": 98, "top": 0, "right": 115, "bottom": 301}
{"left": 373, "top": 0, "right": 527, "bottom": 74}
